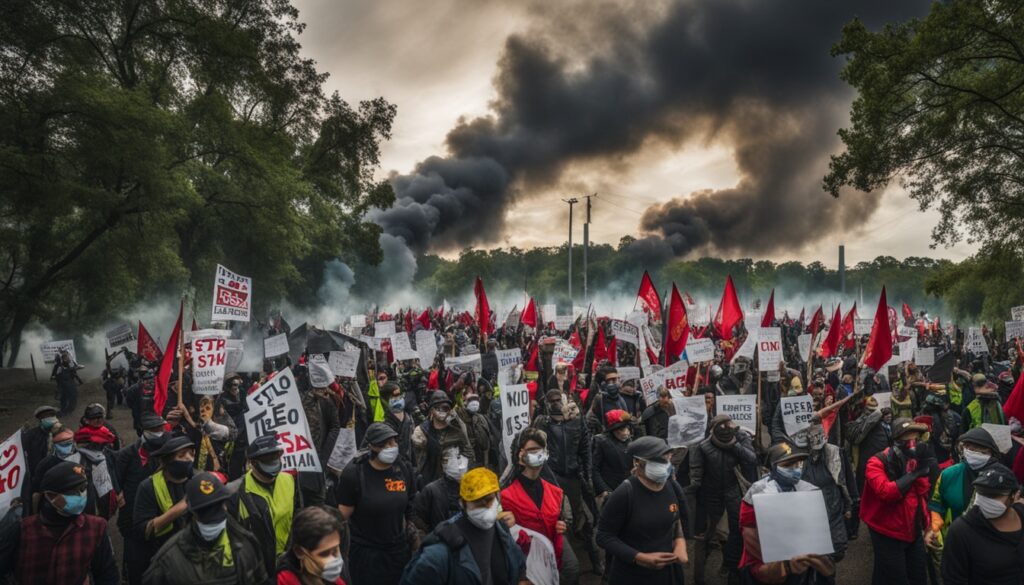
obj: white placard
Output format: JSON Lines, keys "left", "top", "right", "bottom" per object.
{"left": 1013, "top": 306, "right": 1024, "bottom": 321}
{"left": 327, "top": 351, "right": 359, "bottom": 378}
{"left": 416, "top": 330, "right": 438, "bottom": 367}
{"left": 731, "top": 328, "right": 758, "bottom": 363}
{"left": 610, "top": 320, "right": 639, "bottom": 346}
{"left": 744, "top": 311, "right": 762, "bottom": 333}
{"left": 685, "top": 338, "right": 715, "bottom": 363}
{"left": 41, "top": 340, "right": 76, "bottom": 364}
{"left": 553, "top": 316, "right": 574, "bottom": 331}
{"left": 617, "top": 367, "right": 641, "bottom": 382}
{"left": 752, "top": 491, "right": 835, "bottom": 562}
{"left": 0, "top": 432, "right": 25, "bottom": 512}
{"left": 390, "top": 332, "right": 418, "bottom": 362}
{"left": 966, "top": 327, "right": 989, "bottom": 354}
{"left": 981, "top": 423, "right": 1012, "bottom": 454}
{"left": 780, "top": 394, "right": 815, "bottom": 437}
{"left": 244, "top": 368, "right": 321, "bottom": 472}
{"left": 80, "top": 449, "right": 113, "bottom": 497}
{"left": 757, "top": 327, "right": 783, "bottom": 371}
{"left": 500, "top": 384, "right": 531, "bottom": 463}
{"left": 542, "top": 304, "right": 558, "bottom": 324}
{"left": 263, "top": 333, "right": 289, "bottom": 358}
{"left": 552, "top": 342, "right": 578, "bottom": 364}
{"left": 307, "top": 355, "right": 334, "bottom": 387}
{"left": 717, "top": 394, "right": 757, "bottom": 435}
{"left": 872, "top": 391, "right": 892, "bottom": 412}
{"left": 1006, "top": 321, "right": 1024, "bottom": 341}
{"left": 854, "top": 318, "right": 874, "bottom": 336}
{"left": 496, "top": 348, "right": 522, "bottom": 370}
{"left": 359, "top": 335, "right": 383, "bottom": 351}
{"left": 914, "top": 347, "right": 935, "bottom": 366}
{"left": 350, "top": 315, "right": 367, "bottom": 329}
{"left": 211, "top": 264, "right": 252, "bottom": 322}
{"left": 327, "top": 427, "right": 358, "bottom": 473}
{"left": 189, "top": 329, "right": 231, "bottom": 395}
{"left": 898, "top": 337, "right": 918, "bottom": 362}
{"left": 667, "top": 396, "right": 708, "bottom": 447}
{"left": 375, "top": 320, "right": 396, "bottom": 337}
{"left": 898, "top": 325, "right": 917, "bottom": 340}
{"left": 627, "top": 311, "right": 648, "bottom": 328}
{"left": 225, "top": 339, "right": 244, "bottom": 374}
{"left": 105, "top": 323, "right": 135, "bottom": 349}
{"left": 639, "top": 359, "right": 689, "bottom": 403}
{"left": 446, "top": 353, "right": 482, "bottom": 375}
{"left": 797, "top": 333, "right": 812, "bottom": 360}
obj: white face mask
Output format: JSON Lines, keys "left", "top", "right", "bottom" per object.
{"left": 321, "top": 555, "right": 344, "bottom": 582}
{"left": 963, "top": 449, "right": 991, "bottom": 471}
{"left": 196, "top": 519, "right": 226, "bottom": 541}
{"left": 466, "top": 499, "right": 499, "bottom": 530}
{"left": 525, "top": 450, "right": 548, "bottom": 468}
{"left": 377, "top": 446, "right": 399, "bottom": 465}
{"left": 444, "top": 455, "right": 469, "bottom": 481}
{"left": 466, "top": 400, "right": 481, "bottom": 413}
{"left": 975, "top": 494, "right": 1009, "bottom": 519}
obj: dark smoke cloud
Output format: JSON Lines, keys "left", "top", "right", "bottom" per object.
{"left": 373, "top": 0, "right": 931, "bottom": 258}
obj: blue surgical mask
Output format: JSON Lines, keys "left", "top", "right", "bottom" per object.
{"left": 256, "top": 459, "right": 283, "bottom": 478}
{"left": 773, "top": 465, "right": 803, "bottom": 487}
{"left": 321, "top": 555, "right": 344, "bottom": 582}
{"left": 40, "top": 417, "right": 58, "bottom": 431}
{"left": 643, "top": 460, "right": 672, "bottom": 484}
{"left": 196, "top": 519, "right": 226, "bottom": 541}
{"left": 58, "top": 491, "right": 87, "bottom": 516}
{"left": 389, "top": 397, "right": 405, "bottom": 412}
{"left": 54, "top": 441, "right": 74, "bottom": 458}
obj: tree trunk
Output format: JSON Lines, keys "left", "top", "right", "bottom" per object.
{"left": 3, "top": 311, "right": 31, "bottom": 368}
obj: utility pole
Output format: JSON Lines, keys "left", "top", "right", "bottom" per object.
{"left": 583, "top": 193, "right": 595, "bottom": 302}
{"left": 563, "top": 198, "right": 578, "bottom": 302}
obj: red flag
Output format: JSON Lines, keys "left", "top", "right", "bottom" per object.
{"left": 568, "top": 330, "right": 582, "bottom": 349}
{"left": 714, "top": 276, "right": 743, "bottom": 340}
{"left": 636, "top": 271, "right": 663, "bottom": 321}
{"left": 761, "top": 289, "right": 776, "bottom": 328}
{"left": 525, "top": 342, "right": 539, "bottom": 372}
{"left": 607, "top": 336, "right": 618, "bottom": 366}
{"left": 902, "top": 303, "right": 914, "bottom": 322}
{"left": 664, "top": 284, "right": 689, "bottom": 365}
{"left": 797, "top": 307, "right": 806, "bottom": 326}
{"left": 474, "top": 277, "right": 492, "bottom": 337}
{"left": 809, "top": 306, "right": 825, "bottom": 337}
{"left": 417, "top": 309, "right": 431, "bottom": 329}
{"left": 153, "top": 303, "right": 183, "bottom": 417}
{"left": 821, "top": 306, "right": 843, "bottom": 359}
{"left": 521, "top": 298, "right": 538, "bottom": 328}
{"left": 137, "top": 321, "right": 163, "bottom": 362}
{"left": 594, "top": 326, "right": 610, "bottom": 364}
{"left": 1004, "top": 371, "right": 1024, "bottom": 421}
{"left": 840, "top": 303, "right": 857, "bottom": 350}
{"left": 863, "top": 287, "right": 894, "bottom": 371}
{"left": 190, "top": 318, "right": 198, "bottom": 332}
{"left": 404, "top": 309, "right": 414, "bottom": 333}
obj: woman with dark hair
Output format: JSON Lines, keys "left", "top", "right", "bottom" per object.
{"left": 277, "top": 506, "right": 348, "bottom": 585}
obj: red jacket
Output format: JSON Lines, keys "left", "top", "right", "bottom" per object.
{"left": 501, "top": 477, "right": 564, "bottom": 566}
{"left": 860, "top": 448, "right": 931, "bottom": 542}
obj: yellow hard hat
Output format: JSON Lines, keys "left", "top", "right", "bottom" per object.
{"left": 460, "top": 467, "right": 500, "bottom": 502}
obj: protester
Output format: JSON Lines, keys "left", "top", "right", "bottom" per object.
{"left": 381, "top": 381, "right": 415, "bottom": 461}
{"left": 592, "top": 410, "right": 634, "bottom": 504}
{"left": 52, "top": 350, "right": 84, "bottom": 417}
{"left": 116, "top": 411, "right": 167, "bottom": 584}
{"left": 133, "top": 435, "right": 197, "bottom": 580}
{"left": 277, "top": 505, "right": 349, "bottom": 585}
{"left": 960, "top": 374, "right": 1006, "bottom": 432}
{"left": 457, "top": 387, "right": 496, "bottom": 470}
{"left": 796, "top": 423, "right": 856, "bottom": 563}
{"left": 641, "top": 387, "right": 674, "bottom": 440}
{"left": 412, "top": 448, "right": 468, "bottom": 533}
{"left": 412, "top": 390, "right": 474, "bottom": 484}
{"left": 926, "top": 427, "right": 1001, "bottom": 548}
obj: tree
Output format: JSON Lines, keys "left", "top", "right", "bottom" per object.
{"left": 0, "top": 0, "right": 394, "bottom": 365}
{"left": 825, "top": 1, "right": 1024, "bottom": 254}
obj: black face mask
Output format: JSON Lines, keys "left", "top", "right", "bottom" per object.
{"left": 602, "top": 383, "right": 620, "bottom": 398}
{"left": 165, "top": 459, "right": 194, "bottom": 479}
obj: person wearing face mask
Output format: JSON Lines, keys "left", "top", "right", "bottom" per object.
{"left": 860, "top": 418, "right": 933, "bottom": 585}
{"left": 382, "top": 382, "right": 414, "bottom": 461}
{"left": 143, "top": 472, "right": 267, "bottom": 585}
{"left": 277, "top": 506, "right": 349, "bottom": 585}
{"left": 458, "top": 390, "right": 496, "bottom": 470}
{"left": 30, "top": 424, "right": 80, "bottom": 511}
{"left": 218, "top": 375, "right": 249, "bottom": 478}
{"left": 920, "top": 391, "right": 961, "bottom": 466}
{"left": 133, "top": 435, "right": 197, "bottom": 581}
{"left": 412, "top": 391, "right": 474, "bottom": 485}
{"left": 0, "top": 461, "right": 119, "bottom": 584}
{"left": 336, "top": 422, "right": 418, "bottom": 585}
{"left": 114, "top": 412, "right": 167, "bottom": 584}
{"left": 413, "top": 448, "right": 469, "bottom": 533}
{"left": 738, "top": 441, "right": 835, "bottom": 583}
{"left": 593, "top": 410, "right": 635, "bottom": 508}
{"left": 795, "top": 423, "right": 856, "bottom": 569}
{"left": 80, "top": 403, "right": 122, "bottom": 451}
{"left": 402, "top": 467, "right": 527, "bottom": 585}
{"left": 596, "top": 436, "right": 687, "bottom": 585}
{"left": 228, "top": 434, "right": 301, "bottom": 578}
{"left": 925, "top": 428, "right": 1001, "bottom": 551}
{"left": 500, "top": 428, "right": 579, "bottom": 584}
{"left": 587, "top": 369, "right": 627, "bottom": 435}
{"left": 941, "top": 464, "right": 1024, "bottom": 585}
{"left": 960, "top": 374, "right": 1006, "bottom": 433}
{"left": 22, "top": 406, "right": 59, "bottom": 487}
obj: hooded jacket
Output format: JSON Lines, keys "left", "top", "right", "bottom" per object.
{"left": 941, "top": 503, "right": 1024, "bottom": 585}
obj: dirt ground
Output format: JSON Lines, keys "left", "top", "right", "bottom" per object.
{"left": 0, "top": 367, "right": 876, "bottom": 584}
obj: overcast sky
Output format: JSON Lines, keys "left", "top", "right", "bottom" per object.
{"left": 294, "top": 0, "right": 977, "bottom": 268}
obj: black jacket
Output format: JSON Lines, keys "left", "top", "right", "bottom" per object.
{"left": 142, "top": 517, "right": 269, "bottom": 585}
{"left": 114, "top": 439, "right": 161, "bottom": 534}
{"left": 641, "top": 404, "right": 670, "bottom": 440}
{"left": 592, "top": 433, "right": 632, "bottom": 495}
{"left": 533, "top": 414, "right": 591, "bottom": 480}
{"left": 412, "top": 476, "right": 461, "bottom": 534}
{"left": 687, "top": 433, "right": 757, "bottom": 500}
{"left": 941, "top": 503, "right": 1024, "bottom": 585}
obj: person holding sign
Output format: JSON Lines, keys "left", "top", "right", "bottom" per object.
{"left": 595, "top": 436, "right": 687, "bottom": 585}
{"left": 795, "top": 424, "right": 857, "bottom": 563}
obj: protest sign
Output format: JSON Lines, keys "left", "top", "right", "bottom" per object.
{"left": 797, "top": 333, "right": 812, "bottom": 361}
{"left": 685, "top": 338, "right": 715, "bottom": 363}
{"left": 717, "top": 394, "right": 757, "bottom": 435}
{"left": 390, "top": 332, "right": 418, "bottom": 362}
{"left": 328, "top": 351, "right": 360, "bottom": 378}
{"left": 327, "top": 428, "right": 358, "bottom": 473}
{"left": 211, "top": 264, "right": 251, "bottom": 322}
{"left": 854, "top": 318, "right": 873, "bottom": 336}
{"left": 757, "top": 327, "right": 782, "bottom": 371}
{"left": 105, "top": 323, "right": 135, "bottom": 349}
{"left": 446, "top": 353, "right": 482, "bottom": 375}
{"left": 639, "top": 359, "right": 689, "bottom": 403}
{"left": 897, "top": 326, "right": 917, "bottom": 340}
{"left": 0, "top": 432, "right": 26, "bottom": 512}
{"left": 617, "top": 366, "right": 641, "bottom": 382}
{"left": 375, "top": 320, "right": 395, "bottom": 337}
{"left": 898, "top": 337, "right": 918, "bottom": 362}
{"left": 415, "top": 330, "right": 437, "bottom": 366}
{"left": 1006, "top": 321, "right": 1024, "bottom": 341}
{"left": 766, "top": 370, "right": 781, "bottom": 382}
{"left": 244, "top": 368, "right": 321, "bottom": 472}
{"left": 552, "top": 342, "right": 578, "bottom": 364}
{"left": 553, "top": 316, "right": 574, "bottom": 331}
{"left": 731, "top": 328, "right": 758, "bottom": 362}
{"left": 263, "top": 333, "right": 289, "bottom": 358}
{"left": 460, "top": 344, "right": 480, "bottom": 355}
{"left": 744, "top": 311, "right": 762, "bottom": 333}
{"left": 350, "top": 315, "right": 367, "bottom": 329}
{"left": 752, "top": 491, "right": 834, "bottom": 562}
{"left": 966, "top": 327, "right": 989, "bottom": 354}
{"left": 225, "top": 339, "right": 244, "bottom": 374}
{"left": 610, "top": 319, "right": 639, "bottom": 345}
{"left": 872, "top": 392, "right": 892, "bottom": 412}
{"left": 358, "top": 335, "right": 383, "bottom": 351}
{"left": 496, "top": 348, "right": 522, "bottom": 370}
{"left": 188, "top": 329, "right": 230, "bottom": 395}
{"left": 914, "top": 347, "right": 935, "bottom": 366}
{"left": 307, "top": 355, "right": 334, "bottom": 387}
{"left": 542, "top": 304, "right": 558, "bottom": 323}
{"left": 509, "top": 525, "right": 559, "bottom": 585}
{"left": 780, "top": 394, "right": 815, "bottom": 437}
{"left": 626, "top": 310, "right": 647, "bottom": 328}
{"left": 982, "top": 423, "right": 1012, "bottom": 454}
{"left": 500, "top": 384, "right": 531, "bottom": 462}
{"left": 667, "top": 396, "right": 708, "bottom": 447}
{"left": 1014, "top": 306, "right": 1024, "bottom": 321}
{"left": 41, "top": 340, "right": 76, "bottom": 363}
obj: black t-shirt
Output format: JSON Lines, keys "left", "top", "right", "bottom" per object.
{"left": 517, "top": 474, "right": 544, "bottom": 509}
{"left": 596, "top": 476, "right": 682, "bottom": 580}
{"left": 335, "top": 459, "right": 412, "bottom": 547}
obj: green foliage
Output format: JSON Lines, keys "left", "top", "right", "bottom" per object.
{"left": 925, "top": 245, "right": 1024, "bottom": 329}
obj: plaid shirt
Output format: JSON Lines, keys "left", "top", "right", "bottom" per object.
{"left": 16, "top": 514, "right": 107, "bottom": 584}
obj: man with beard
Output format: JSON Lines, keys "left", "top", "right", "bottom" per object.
{"left": 795, "top": 424, "right": 856, "bottom": 570}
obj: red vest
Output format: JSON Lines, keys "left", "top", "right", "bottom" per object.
{"left": 501, "top": 477, "right": 564, "bottom": 566}
{"left": 16, "top": 514, "right": 107, "bottom": 585}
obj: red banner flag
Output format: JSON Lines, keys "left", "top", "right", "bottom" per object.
{"left": 821, "top": 306, "right": 843, "bottom": 359}
{"left": 902, "top": 302, "right": 914, "bottom": 322}
{"left": 863, "top": 287, "right": 894, "bottom": 371}
{"left": 840, "top": 303, "right": 857, "bottom": 350}
{"left": 809, "top": 306, "right": 825, "bottom": 338}
{"left": 664, "top": 284, "right": 689, "bottom": 365}
{"left": 761, "top": 289, "right": 776, "bottom": 328}
{"left": 417, "top": 309, "right": 432, "bottom": 330}
{"left": 474, "top": 277, "right": 492, "bottom": 338}
{"left": 714, "top": 276, "right": 743, "bottom": 340}
{"left": 153, "top": 303, "right": 183, "bottom": 417}
{"left": 1003, "top": 371, "right": 1024, "bottom": 422}
{"left": 521, "top": 298, "right": 538, "bottom": 328}
{"left": 636, "top": 271, "right": 663, "bottom": 322}
{"left": 137, "top": 321, "right": 163, "bottom": 362}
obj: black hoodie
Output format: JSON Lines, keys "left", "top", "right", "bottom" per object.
{"left": 941, "top": 502, "right": 1024, "bottom": 585}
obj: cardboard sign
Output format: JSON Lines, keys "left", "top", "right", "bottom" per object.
{"left": 553, "top": 316, "right": 574, "bottom": 331}
{"left": 610, "top": 319, "right": 639, "bottom": 346}
{"left": 375, "top": 320, "right": 395, "bottom": 337}
{"left": 898, "top": 337, "right": 918, "bottom": 362}
{"left": 854, "top": 318, "right": 874, "bottom": 336}
{"left": 41, "top": 340, "right": 76, "bottom": 364}
{"left": 667, "top": 395, "right": 708, "bottom": 447}
{"left": 500, "top": 384, "right": 531, "bottom": 463}
{"left": 732, "top": 328, "right": 758, "bottom": 363}
{"left": 717, "top": 394, "right": 757, "bottom": 435}
{"left": 359, "top": 335, "right": 383, "bottom": 352}
{"left": 415, "top": 330, "right": 437, "bottom": 367}
{"left": 390, "top": 332, "right": 418, "bottom": 362}
{"left": 684, "top": 338, "right": 714, "bottom": 364}
{"left": 446, "top": 353, "right": 482, "bottom": 375}
{"left": 1013, "top": 306, "right": 1024, "bottom": 321}
{"left": 188, "top": 329, "right": 231, "bottom": 395}
{"left": 966, "top": 327, "right": 989, "bottom": 354}
{"left": 350, "top": 315, "right": 367, "bottom": 329}
{"left": 263, "top": 333, "right": 289, "bottom": 358}
{"left": 780, "top": 394, "right": 815, "bottom": 437}
{"left": 105, "top": 323, "right": 135, "bottom": 349}
{"left": 914, "top": 347, "right": 935, "bottom": 366}
{"left": 744, "top": 311, "right": 762, "bottom": 333}
{"left": 981, "top": 423, "right": 1012, "bottom": 454}
{"left": 639, "top": 360, "right": 689, "bottom": 404}
{"left": 328, "top": 351, "right": 360, "bottom": 378}
{"left": 211, "top": 264, "right": 251, "bottom": 322}
{"left": 617, "top": 366, "right": 641, "bottom": 382}
{"left": 797, "top": 333, "right": 812, "bottom": 360}
{"left": 873, "top": 391, "right": 892, "bottom": 412}
{"left": 327, "top": 427, "right": 358, "bottom": 473}
{"left": 0, "top": 432, "right": 26, "bottom": 511}
{"left": 244, "top": 368, "right": 321, "bottom": 472}
{"left": 757, "top": 327, "right": 783, "bottom": 371}
{"left": 496, "top": 348, "right": 522, "bottom": 370}
{"left": 752, "top": 491, "right": 835, "bottom": 562}
{"left": 551, "top": 342, "right": 577, "bottom": 365}
{"left": 1006, "top": 321, "right": 1024, "bottom": 341}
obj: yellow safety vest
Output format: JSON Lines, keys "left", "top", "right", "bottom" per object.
{"left": 152, "top": 471, "right": 176, "bottom": 538}
{"left": 240, "top": 470, "right": 294, "bottom": 554}
{"left": 368, "top": 378, "right": 386, "bottom": 422}
{"left": 216, "top": 529, "right": 234, "bottom": 567}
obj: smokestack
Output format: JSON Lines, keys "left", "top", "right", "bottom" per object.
{"left": 839, "top": 245, "right": 846, "bottom": 295}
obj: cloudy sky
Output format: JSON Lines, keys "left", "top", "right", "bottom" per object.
{"left": 295, "top": 0, "right": 977, "bottom": 268}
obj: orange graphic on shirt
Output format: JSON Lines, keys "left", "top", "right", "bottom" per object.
{"left": 669, "top": 503, "right": 678, "bottom": 513}
{"left": 385, "top": 478, "right": 407, "bottom": 492}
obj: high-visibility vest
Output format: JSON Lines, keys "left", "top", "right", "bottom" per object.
{"left": 152, "top": 471, "right": 176, "bottom": 538}
{"left": 240, "top": 470, "right": 295, "bottom": 554}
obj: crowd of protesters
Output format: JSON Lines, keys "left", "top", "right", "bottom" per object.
{"left": 0, "top": 284, "right": 1023, "bottom": 585}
